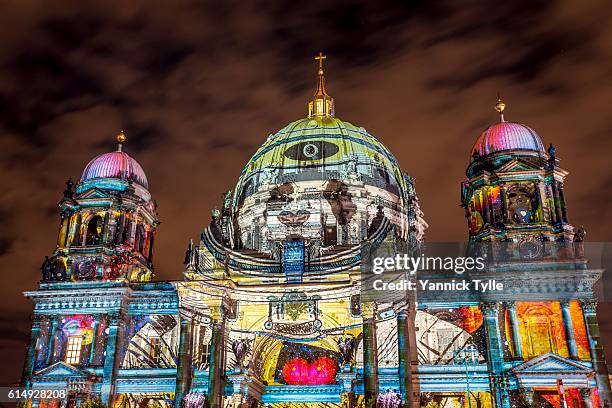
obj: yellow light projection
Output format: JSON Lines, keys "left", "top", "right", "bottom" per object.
{"left": 516, "top": 301, "right": 568, "bottom": 359}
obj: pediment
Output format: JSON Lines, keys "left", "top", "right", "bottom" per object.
{"left": 77, "top": 188, "right": 111, "bottom": 199}
{"left": 512, "top": 353, "right": 591, "bottom": 375}
{"left": 497, "top": 158, "right": 539, "bottom": 173}
{"left": 34, "top": 361, "right": 89, "bottom": 378}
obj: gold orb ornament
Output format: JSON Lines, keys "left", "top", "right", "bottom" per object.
{"left": 116, "top": 130, "right": 127, "bottom": 151}
{"left": 494, "top": 98, "right": 506, "bottom": 114}
{"left": 116, "top": 130, "right": 127, "bottom": 144}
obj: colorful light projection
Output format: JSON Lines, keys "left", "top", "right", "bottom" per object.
{"left": 457, "top": 306, "right": 484, "bottom": 334}
{"left": 515, "top": 301, "right": 585, "bottom": 359}
{"left": 61, "top": 315, "right": 95, "bottom": 346}
{"left": 275, "top": 342, "right": 339, "bottom": 385}
{"left": 282, "top": 356, "right": 337, "bottom": 385}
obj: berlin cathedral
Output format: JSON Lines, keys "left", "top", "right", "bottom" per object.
{"left": 19, "top": 54, "right": 611, "bottom": 408}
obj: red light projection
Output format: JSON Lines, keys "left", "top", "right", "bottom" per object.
{"left": 282, "top": 356, "right": 338, "bottom": 385}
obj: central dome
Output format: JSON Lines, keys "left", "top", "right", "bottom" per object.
{"left": 221, "top": 54, "right": 425, "bottom": 253}
{"left": 229, "top": 115, "right": 419, "bottom": 251}
{"left": 233, "top": 116, "right": 409, "bottom": 207}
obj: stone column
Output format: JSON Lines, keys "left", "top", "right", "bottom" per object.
{"left": 546, "top": 184, "right": 557, "bottom": 224}
{"left": 397, "top": 309, "right": 415, "bottom": 408}
{"left": 506, "top": 302, "right": 523, "bottom": 360}
{"left": 207, "top": 319, "right": 227, "bottom": 407}
{"left": 20, "top": 315, "right": 42, "bottom": 388}
{"left": 536, "top": 181, "right": 548, "bottom": 223}
{"left": 88, "top": 315, "right": 100, "bottom": 365}
{"left": 500, "top": 186, "right": 509, "bottom": 223}
{"left": 174, "top": 316, "right": 194, "bottom": 407}
{"left": 580, "top": 389, "right": 593, "bottom": 408}
{"left": 482, "top": 303, "right": 510, "bottom": 408}
{"left": 100, "top": 313, "right": 124, "bottom": 406}
{"left": 581, "top": 301, "right": 612, "bottom": 407}
{"left": 397, "top": 304, "right": 419, "bottom": 408}
{"left": 560, "top": 301, "right": 579, "bottom": 360}
{"left": 552, "top": 182, "right": 563, "bottom": 225}
{"left": 558, "top": 182, "right": 568, "bottom": 223}
{"left": 45, "top": 317, "right": 59, "bottom": 365}
{"left": 102, "top": 211, "right": 111, "bottom": 244}
{"left": 481, "top": 190, "right": 492, "bottom": 225}
{"left": 363, "top": 302, "right": 379, "bottom": 407}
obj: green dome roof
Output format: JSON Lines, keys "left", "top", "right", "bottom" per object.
{"left": 232, "top": 116, "right": 411, "bottom": 208}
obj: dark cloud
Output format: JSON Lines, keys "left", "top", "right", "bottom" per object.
{"left": 0, "top": 0, "right": 611, "bottom": 384}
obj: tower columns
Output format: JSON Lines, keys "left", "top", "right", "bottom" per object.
{"left": 580, "top": 301, "right": 612, "bottom": 407}
{"left": 20, "top": 315, "right": 42, "bottom": 388}
{"left": 500, "top": 186, "right": 509, "bottom": 224}
{"left": 45, "top": 317, "right": 59, "bottom": 365}
{"left": 88, "top": 315, "right": 100, "bottom": 365}
{"left": 482, "top": 303, "right": 510, "bottom": 408}
{"left": 560, "top": 301, "right": 579, "bottom": 360}
{"left": 552, "top": 182, "right": 563, "bottom": 225}
{"left": 362, "top": 302, "right": 379, "bottom": 407}
{"left": 506, "top": 302, "right": 523, "bottom": 360}
{"left": 481, "top": 190, "right": 492, "bottom": 225}
{"left": 558, "top": 182, "right": 568, "bottom": 223}
{"left": 100, "top": 312, "right": 124, "bottom": 406}
{"left": 207, "top": 319, "right": 227, "bottom": 407}
{"left": 397, "top": 306, "right": 418, "bottom": 408}
{"left": 175, "top": 315, "right": 194, "bottom": 406}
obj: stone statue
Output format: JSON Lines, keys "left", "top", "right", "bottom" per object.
{"left": 231, "top": 338, "right": 252, "bottom": 372}
{"left": 63, "top": 177, "right": 74, "bottom": 199}
{"left": 574, "top": 225, "right": 586, "bottom": 242}
{"left": 336, "top": 336, "right": 357, "bottom": 367}
{"left": 547, "top": 143, "right": 557, "bottom": 169}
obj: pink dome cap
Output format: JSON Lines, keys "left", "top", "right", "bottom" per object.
{"left": 472, "top": 121, "right": 544, "bottom": 157}
{"left": 81, "top": 151, "right": 148, "bottom": 188}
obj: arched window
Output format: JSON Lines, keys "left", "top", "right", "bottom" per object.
{"left": 522, "top": 305, "right": 557, "bottom": 358}
{"left": 135, "top": 224, "right": 146, "bottom": 254}
{"left": 85, "top": 216, "right": 104, "bottom": 246}
{"left": 507, "top": 186, "right": 535, "bottom": 224}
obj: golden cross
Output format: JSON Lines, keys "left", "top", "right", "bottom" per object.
{"left": 315, "top": 52, "right": 327, "bottom": 69}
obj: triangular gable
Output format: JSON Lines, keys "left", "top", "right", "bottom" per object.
{"left": 78, "top": 188, "right": 111, "bottom": 199}
{"left": 34, "top": 361, "right": 89, "bottom": 379}
{"left": 512, "top": 352, "right": 591, "bottom": 374}
{"left": 497, "top": 158, "right": 540, "bottom": 173}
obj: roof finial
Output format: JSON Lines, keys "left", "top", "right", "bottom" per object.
{"left": 315, "top": 51, "right": 326, "bottom": 73}
{"left": 314, "top": 52, "right": 328, "bottom": 97}
{"left": 116, "top": 130, "right": 127, "bottom": 152}
{"left": 308, "top": 52, "right": 334, "bottom": 118}
{"left": 494, "top": 95, "right": 506, "bottom": 122}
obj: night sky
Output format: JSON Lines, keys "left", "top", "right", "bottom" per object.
{"left": 1, "top": 0, "right": 611, "bottom": 384}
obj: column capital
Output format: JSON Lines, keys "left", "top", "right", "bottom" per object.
{"left": 506, "top": 301, "right": 516, "bottom": 310}
{"left": 361, "top": 301, "right": 377, "bottom": 319}
{"left": 580, "top": 388, "right": 592, "bottom": 398}
{"left": 482, "top": 302, "right": 500, "bottom": 316}
{"left": 31, "top": 314, "right": 44, "bottom": 327}
{"left": 581, "top": 300, "right": 598, "bottom": 315}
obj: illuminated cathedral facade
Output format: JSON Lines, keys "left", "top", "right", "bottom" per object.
{"left": 19, "top": 55, "right": 611, "bottom": 408}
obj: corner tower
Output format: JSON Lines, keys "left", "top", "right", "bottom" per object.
{"left": 43, "top": 131, "right": 159, "bottom": 283}
{"left": 461, "top": 99, "right": 574, "bottom": 247}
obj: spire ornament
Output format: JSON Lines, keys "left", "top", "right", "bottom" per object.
{"left": 116, "top": 130, "right": 127, "bottom": 152}
{"left": 308, "top": 52, "right": 335, "bottom": 118}
{"left": 494, "top": 97, "right": 506, "bottom": 122}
